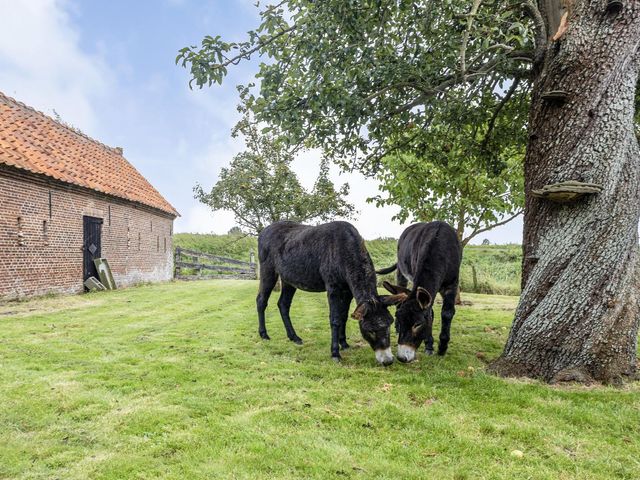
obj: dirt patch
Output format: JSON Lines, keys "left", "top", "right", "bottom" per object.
{"left": 0, "top": 294, "right": 106, "bottom": 318}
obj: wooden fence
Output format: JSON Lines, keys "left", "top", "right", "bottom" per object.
{"left": 174, "top": 247, "right": 257, "bottom": 280}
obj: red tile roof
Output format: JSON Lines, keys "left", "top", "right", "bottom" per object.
{"left": 0, "top": 91, "right": 178, "bottom": 217}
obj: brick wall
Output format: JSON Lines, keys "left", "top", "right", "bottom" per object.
{"left": 0, "top": 166, "right": 176, "bottom": 300}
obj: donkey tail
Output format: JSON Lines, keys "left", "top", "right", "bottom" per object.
{"left": 376, "top": 263, "right": 398, "bottom": 275}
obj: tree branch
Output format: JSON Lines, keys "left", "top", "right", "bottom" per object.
{"left": 383, "top": 50, "right": 532, "bottom": 120}
{"left": 364, "top": 81, "right": 433, "bottom": 103}
{"left": 219, "top": 25, "right": 297, "bottom": 69}
{"left": 462, "top": 210, "right": 523, "bottom": 246}
{"left": 354, "top": 114, "right": 435, "bottom": 172}
{"left": 480, "top": 77, "right": 522, "bottom": 150}
{"left": 522, "top": 1, "right": 547, "bottom": 67}
{"left": 539, "top": 0, "right": 563, "bottom": 39}
{"left": 522, "top": 0, "right": 548, "bottom": 67}
{"left": 460, "top": 0, "right": 483, "bottom": 78}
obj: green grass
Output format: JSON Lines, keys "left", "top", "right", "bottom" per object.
{"left": 174, "top": 233, "right": 257, "bottom": 263}
{"left": 1, "top": 281, "right": 639, "bottom": 479}
{"left": 459, "top": 244, "right": 522, "bottom": 296}
{"left": 174, "top": 233, "right": 522, "bottom": 295}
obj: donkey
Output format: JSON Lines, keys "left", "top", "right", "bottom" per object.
{"left": 377, "top": 221, "right": 462, "bottom": 362}
{"left": 257, "top": 221, "right": 399, "bottom": 365}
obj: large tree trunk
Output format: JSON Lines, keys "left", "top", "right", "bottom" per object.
{"left": 490, "top": 1, "right": 640, "bottom": 383}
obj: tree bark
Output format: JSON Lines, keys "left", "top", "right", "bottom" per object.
{"left": 490, "top": 1, "right": 640, "bottom": 383}
{"left": 540, "top": 0, "right": 565, "bottom": 37}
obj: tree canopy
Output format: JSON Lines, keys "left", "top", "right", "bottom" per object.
{"left": 194, "top": 113, "right": 354, "bottom": 235}
{"left": 177, "top": 1, "right": 537, "bottom": 243}
{"left": 177, "top": 0, "right": 537, "bottom": 174}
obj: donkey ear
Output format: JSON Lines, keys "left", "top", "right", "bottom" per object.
{"left": 416, "top": 287, "right": 433, "bottom": 310}
{"left": 383, "top": 281, "right": 411, "bottom": 296}
{"left": 351, "top": 303, "right": 366, "bottom": 320}
{"left": 380, "top": 293, "right": 408, "bottom": 306}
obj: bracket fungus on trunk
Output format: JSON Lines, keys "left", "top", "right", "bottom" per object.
{"left": 531, "top": 181, "right": 603, "bottom": 203}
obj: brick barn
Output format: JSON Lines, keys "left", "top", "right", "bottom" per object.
{"left": 0, "top": 92, "right": 179, "bottom": 299}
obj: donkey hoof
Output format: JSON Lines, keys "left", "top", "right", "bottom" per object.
{"left": 332, "top": 355, "right": 342, "bottom": 363}
{"left": 259, "top": 332, "right": 271, "bottom": 341}
{"left": 340, "top": 342, "right": 350, "bottom": 350}
{"left": 291, "top": 337, "right": 304, "bottom": 345}
{"left": 437, "top": 349, "right": 447, "bottom": 356}
{"left": 425, "top": 349, "right": 434, "bottom": 356}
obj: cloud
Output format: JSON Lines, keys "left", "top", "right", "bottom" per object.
{"left": 473, "top": 216, "right": 523, "bottom": 245}
{"left": 174, "top": 203, "right": 236, "bottom": 234}
{"left": 291, "top": 149, "right": 406, "bottom": 239}
{"left": 0, "top": 0, "right": 110, "bottom": 132}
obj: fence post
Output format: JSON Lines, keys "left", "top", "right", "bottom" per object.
{"left": 173, "top": 247, "right": 259, "bottom": 280}
{"left": 250, "top": 249, "right": 258, "bottom": 280}
{"left": 174, "top": 247, "right": 181, "bottom": 278}
{"left": 472, "top": 264, "right": 478, "bottom": 292}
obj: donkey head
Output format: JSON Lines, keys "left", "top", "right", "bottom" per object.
{"left": 382, "top": 281, "right": 433, "bottom": 363}
{"left": 351, "top": 298, "right": 396, "bottom": 366}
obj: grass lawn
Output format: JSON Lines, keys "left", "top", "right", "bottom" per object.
{"left": 1, "top": 281, "right": 639, "bottom": 479}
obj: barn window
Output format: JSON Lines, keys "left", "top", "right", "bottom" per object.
{"left": 164, "top": 237, "right": 167, "bottom": 252}
{"left": 150, "top": 220, "right": 153, "bottom": 232}
{"left": 108, "top": 205, "right": 111, "bottom": 226}
{"left": 48, "top": 191, "right": 52, "bottom": 218}
{"left": 127, "top": 226, "right": 131, "bottom": 249}
{"left": 138, "top": 232, "right": 141, "bottom": 251}
{"left": 157, "top": 235, "right": 160, "bottom": 252}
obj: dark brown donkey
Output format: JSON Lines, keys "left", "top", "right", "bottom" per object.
{"left": 377, "top": 221, "right": 462, "bottom": 362}
{"left": 257, "top": 221, "right": 399, "bottom": 365}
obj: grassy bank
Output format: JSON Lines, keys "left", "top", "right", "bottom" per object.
{"left": 174, "top": 233, "right": 522, "bottom": 295}
{"left": 1, "top": 281, "right": 638, "bottom": 479}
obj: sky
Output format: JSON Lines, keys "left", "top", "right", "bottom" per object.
{"left": 0, "top": 0, "right": 523, "bottom": 242}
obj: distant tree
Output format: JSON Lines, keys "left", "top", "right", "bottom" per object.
{"left": 482, "top": 239, "right": 491, "bottom": 246}
{"left": 373, "top": 152, "right": 522, "bottom": 247}
{"left": 228, "top": 226, "right": 243, "bottom": 236}
{"left": 373, "top": 151, "right": 523, "bottom": 248}
{"left": 194, "top": 113, "right": 354, "bottom": 235}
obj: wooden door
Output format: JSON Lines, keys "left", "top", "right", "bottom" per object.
{"left": 83, "top": 216, "right": 103, "bottom": 282}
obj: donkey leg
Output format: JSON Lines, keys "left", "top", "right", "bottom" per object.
{"left": 424, "top": 309, "right": 435, "bottom": 355}
{"left": 278, "top": 282, "right": 303, "bottom": 344}
{"left": 338, "top": 291, "right": 353, "bottom": 350}
{"left": 438, "top": 284, "right": 458, "bottom": 356}
{"left": 328, "top": 290, "right": 351, "bottom": 361}
{"left": 256, "top": 266, "right": 278, "bottom": 340}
